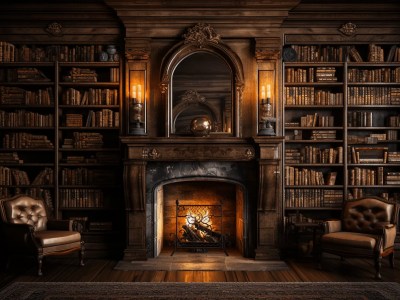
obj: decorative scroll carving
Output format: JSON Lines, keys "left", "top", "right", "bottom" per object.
{"left": 255, "top": 49, "right": 280, "bottom": 61}
{"left": 125, "top": 38, "right": 151, "bottom": 60}
{"left": 142, "top": 148, "right": 161, "bottom": 160}
{"left": 181, "top": 90, "right": 206, "bottom": 104}
{"left": 339, "top": 22, "right": 357, "bottom": 37}
{"left": 45, "top": 22, "right": 63, "bottom": 37}
{"left": 245, "top": 148, "right": 255, "bottom": 160}
{"left": 183, "top": 23, "right": 221, "bottom": 47}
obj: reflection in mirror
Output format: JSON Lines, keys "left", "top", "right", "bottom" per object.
{"left": 172, "top": 52, "right": 232, "bottom": 135}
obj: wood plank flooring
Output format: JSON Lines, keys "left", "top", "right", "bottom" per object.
{"left": 1, "top": 254, "right": 398, "bottom": 289}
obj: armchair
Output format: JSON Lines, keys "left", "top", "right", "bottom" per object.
{"left": 0, "top": 194, "right": 84, "bottom": 275}
{"left": 318, "top": 196, "right": 398, "bottom": 279}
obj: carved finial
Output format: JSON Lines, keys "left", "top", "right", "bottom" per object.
{"left": 183, "top": 23, "right": 221, "bottom": 47}
{"left": 339, "top": 22, "right": 357, "bottom": 37}
{"left": 181, "top": 90, "right": 206, "bottom": 103}
{"left": 45, "top": 22, "right": 63, "bottom": 37}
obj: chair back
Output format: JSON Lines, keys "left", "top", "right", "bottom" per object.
{"left": 342, "top": 197, "right": 396, "bottom": 234}
{"left": 0, "top": 195, "right": 48, "bottom": 231}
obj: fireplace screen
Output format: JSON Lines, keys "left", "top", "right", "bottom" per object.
{"left": 174, "top": 200, "right": 227, "bottom": 254}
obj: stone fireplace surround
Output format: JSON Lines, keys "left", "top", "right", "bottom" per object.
{"left": 121, "top": 137, "right": 283, "bottom": 261}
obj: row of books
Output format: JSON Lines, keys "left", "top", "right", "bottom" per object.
{"left": 298, "top": 113, "right": 335, "bottom": 128}
{"left": 61, "top": 168, "right": 117, "bottom": 185}
{"left": 0, "top": 86, "right": 54, "bottom": 105}
{"left": 63, "top": 68, "right": 97, "bottom": 82}
{"left": 0, "top": 152, "right": 23, "bottom": 164}
{"left": 0, "top": 166, "right": 53, "bottom": 185}
{"left": 0, "top": 41, "right": 15, "bottom": 62}
{"left": 2, "top": 68, "right": 50, "bottom": 82}
{"left": 62, "top": 132, "right": 103, "bottom": 149}
{"left": 285, "top": 166, "right": 338, "bottom": 186}
{"left": 285, "top": 87, "right": 344, "bottom": 106}
{"left": 61, "top": 87, "right": 119, "bottom": 105}
{"left": 285, "top": 67, "right": 338, "bottom": 83}
{"left": 288, "top": 44, "right": 400, "bottom": 63}
{"left": 285, "top": 189, "right": 343, "bottom": 208}
{"left": 285, "top": 146, "right": 343, "bottom": 164}
{"left": 60, "top": 188, "right": 105, "bottom": 208}
{"left": 61, "top": 152, "right": 120, "bottom": 164}
{"left": 349, "top": 167, "right": 400, "bottom": 185}
{"left": 83, "top": 109, "right": 120, "bottom": 128}
{"left": 347, "top": 111, "right": 373, "bottom": 127}
{"left": 1, "top": 43, "right": 121, "bottom": 63}
{"left": 2, "top": 133, "right": 54, "bottom": 149}
{"left": 347, "top": 67, "right": 400, "bottom": 83}
{"left": 348, "top": 87, "right": 400, "bottom": 105}
{"left": 0, "top": 110, "right": 54, "bottom": 127}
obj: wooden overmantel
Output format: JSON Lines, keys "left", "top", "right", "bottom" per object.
{"left": 104, "top": 0, "right": 300, "bottom": 38}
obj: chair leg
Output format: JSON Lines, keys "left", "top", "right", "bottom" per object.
{"left": 79, "top": 241, "right": 85, "bottom": 267}
{"left": 374, "top": 255, "right": 382, "bottom": 280}
{"left": 317, "top": 251, "right": 323, "bottom": 269}
{"left": 37, "top": 254, "right": 43, "bottom": 276}
{"left": 389, "top": 252, "right": 395, "bottom": 269}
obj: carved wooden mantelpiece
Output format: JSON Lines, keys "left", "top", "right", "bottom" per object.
{"left": 121, "top": 136, "right": 283, "bottom": 261}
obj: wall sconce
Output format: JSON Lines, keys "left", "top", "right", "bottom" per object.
{"left": 129, "top": 83, "right": 146, "bottom": 135}
{"left": 258, "top": 84, "right": 276, "bottom": 136}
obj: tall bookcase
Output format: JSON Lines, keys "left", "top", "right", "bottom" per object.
{"left": 283, "top": 43, "right": 400, "bottom": 243}
{"left": 0, "top": 43, "right": 124, "bottom": 258}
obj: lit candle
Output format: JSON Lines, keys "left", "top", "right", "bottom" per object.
{"left": 137, "top": 84, "right": 142, "bottom": 103}
{"left": 261, "top": 85, "right": 266, "bottom": 100}
{"left": 132, "top": 85, "right": 137, "bottom": 99}
{"left": 266, "top": 84, "right": 271, "bottom": 99}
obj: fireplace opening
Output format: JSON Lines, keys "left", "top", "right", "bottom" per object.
{"left": 153, "top": 180, "right": 247, "bottom": 257}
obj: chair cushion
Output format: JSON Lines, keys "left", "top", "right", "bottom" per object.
{"left": 34, "top": 231, "right": 81, "bottom": 247}
{"left": 322, "top": 231, "right": 377, "bottom": 250}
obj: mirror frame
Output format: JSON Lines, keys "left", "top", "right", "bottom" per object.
{"left": 160, "top": 23, "right": 244, "bottom": 137}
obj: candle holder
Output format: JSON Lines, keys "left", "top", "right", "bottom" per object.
{"left": 259, "top": 97, "right": 276, "bottom": 136}
{"left": 129, "top": 98, "right": 145, "bottom": 135}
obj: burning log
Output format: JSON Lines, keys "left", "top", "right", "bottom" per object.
{"left": 182, "top": 225, "right": 202, "bottom": 241}
{"left": 193, "top": 221, "right": 221, "bottom": 238}
{"left": 181, "top": 222, "right": 221, "bottom": 243}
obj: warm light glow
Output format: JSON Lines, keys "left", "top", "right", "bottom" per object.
{"left": 131, "top": 85, "right": 137, "bottom": 99}
{"left": 266, "top": 84, "right": 271, "bottom": 99}
{"left": 137, "top": 84, "right": 142, "bottom": 103}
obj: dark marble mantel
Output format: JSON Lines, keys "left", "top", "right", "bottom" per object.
{"left": 120, "top": 136, "right": 283, "bottom": 260}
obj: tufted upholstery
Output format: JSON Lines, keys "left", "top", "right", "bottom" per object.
{"left": 342, "top": 198, "right": 394, "bottom": 234}
{"left": 319, "top": 196, "right": 398, "bottom": 279}
{"left": 0, "top": 195, "right": 84, "bottom": 275}
{"left": 2, "top": 196, "right": 48, "bottom": 231}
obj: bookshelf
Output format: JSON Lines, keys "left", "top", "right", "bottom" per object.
{"left": 0, "top": 43, "right": 123, "bottom": 257}
{"left": 283, "top": 43, "right": 400, "bottom": 237}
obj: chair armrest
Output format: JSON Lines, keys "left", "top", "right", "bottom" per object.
{"left": 323, "top": 220, "right": 342, "bottom": 233}
{"left": 1, "top": 223, "right": 37, "bottom": 250}
{"left": 47, "top": 219, "right": 74, "bottom": 231}
{"left": 383, "top": 224, "right": 397, "bottom": 250}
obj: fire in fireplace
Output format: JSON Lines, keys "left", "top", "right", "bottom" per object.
{"left": 174, "top": 200, "right": 227, "bottom": 254}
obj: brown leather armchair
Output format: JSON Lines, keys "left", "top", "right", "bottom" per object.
{"left": 0, "top": 194, "right": 84, "bottom": 275}
{"left": 318, "top": 196, "right": 398, "bottom": 279}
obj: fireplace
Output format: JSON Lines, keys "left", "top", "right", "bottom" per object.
{"left": 147, "top": 163, "right": 255, "bottom": 258}
{"left": 121, "top": 137, "right": 283, "bottom": 261}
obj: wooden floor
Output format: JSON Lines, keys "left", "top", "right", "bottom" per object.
{"left": 1, "top": 253, "right": 399, "bottom": 289}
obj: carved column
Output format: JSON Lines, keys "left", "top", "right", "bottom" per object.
{"left": 253, "top": 137, "right": 283, "bottom": 260}
{"left": 123, "top": 161, "right": 147, "bottom": 260}
{"left": 122, "top": 39, "right": 151, "bottom": 260}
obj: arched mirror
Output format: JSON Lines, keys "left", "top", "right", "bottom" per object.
{"left": 172, "top": 52, "right": 232, "bottom": 135}
{"left": 161, "top": 23, "right": 244, "bottom": 137}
